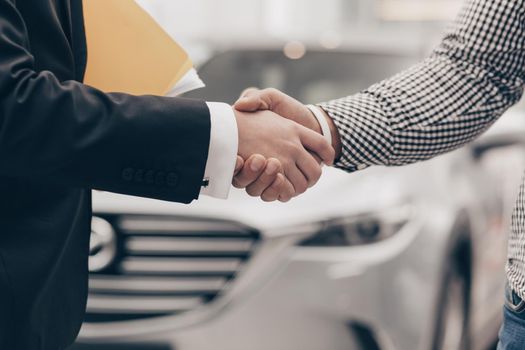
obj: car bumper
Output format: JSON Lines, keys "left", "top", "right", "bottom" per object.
{"left": 74, "top": 216, "right": 445, "bottom": 350}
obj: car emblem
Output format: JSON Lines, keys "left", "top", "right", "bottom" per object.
{"left": 89, "top": 217, "right": 117, "bottom": 272}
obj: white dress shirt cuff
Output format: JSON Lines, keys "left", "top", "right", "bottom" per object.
{"left": 307, "top": 105, "right": 332, "bottom": 147}
{"left": 200, "top": 102, "right": 238, "bottom": 199}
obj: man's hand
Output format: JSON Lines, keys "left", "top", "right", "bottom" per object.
{"left": 234, "top": 108, "right": 334, "bottom": 198}
{"left": 231, "top": 88, "right": 342, "bottom": 201}
{"left": 235, "top": 88, "right": 342, "bottom": 159}
{"left": 233, "top": 154, "right": 295, "bottom": 202}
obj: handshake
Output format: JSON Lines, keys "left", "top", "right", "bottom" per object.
{"left": 231, "top": 88, "right": 342, "bottom": 202}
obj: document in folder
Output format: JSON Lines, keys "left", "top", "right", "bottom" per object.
{"left": 83, "top": 0, "right": 204, "bottom": 96}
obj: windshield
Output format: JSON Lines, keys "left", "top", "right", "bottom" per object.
{"left": 184, "top": 50, "right": 419, "bottom": 104}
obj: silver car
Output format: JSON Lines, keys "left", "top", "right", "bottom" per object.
{"left": 72, "top": 49, "right": 525, "bottom": 350}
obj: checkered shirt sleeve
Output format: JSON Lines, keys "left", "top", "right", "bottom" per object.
{"left": 320, "top": 0, "right": 525, "bottom": 172}
{"left": 320, "top": 0, "right": 525, "bottom": 299}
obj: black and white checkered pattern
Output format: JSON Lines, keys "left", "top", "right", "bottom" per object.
{"left": 320, "top": 0, "right": 525, "bottom": 298}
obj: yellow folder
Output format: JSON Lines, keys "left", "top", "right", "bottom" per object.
{"left": 83, "top": 0, "right": 195, "bottom": 96}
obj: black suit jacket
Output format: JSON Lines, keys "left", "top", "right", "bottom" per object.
{"left": 0, "top": 0, "right": 212, "bottom": 349}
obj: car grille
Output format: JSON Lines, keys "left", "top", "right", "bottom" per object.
{"left": 86, "top": 215, "right": 260, "bottom": 323}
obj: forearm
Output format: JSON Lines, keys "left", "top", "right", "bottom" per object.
{"left": 320, "top": 0, "right": 525, "bottom": 172}
{"left": 0, "top": 0, "right": 211, "bottom": 203}
{"left": 0, "top": 73, "right": 211, "bottom": 202}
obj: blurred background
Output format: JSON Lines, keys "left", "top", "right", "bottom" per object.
{"left": 138, "top": 0, "right": 461, "bottom": 64}
{"left": 72, "top": 1, "right": 525, "bottom": 350}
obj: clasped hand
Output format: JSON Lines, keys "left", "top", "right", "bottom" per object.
{"left": 232, "top": 88, "right": 340, "bottom": 202}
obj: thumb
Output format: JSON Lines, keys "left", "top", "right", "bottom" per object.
{"left": 234, "top": 96, "right": 264, "bottom": 112}
{"left": 239, "top": 87, "right": 261, "bottom": 100}
{"left": 234, "top": 88, "right": 270, "bottom": 112}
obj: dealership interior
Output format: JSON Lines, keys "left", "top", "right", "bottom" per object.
{"left": 69, "top": 1, "right": 525, "bottom": 349}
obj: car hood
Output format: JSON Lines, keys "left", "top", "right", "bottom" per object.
{"left": 93, "top": 167, "right": 412, "bottom": 236}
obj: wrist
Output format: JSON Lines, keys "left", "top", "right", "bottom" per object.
{"left": 318, "top": 107, "right": 342, "bottom": 161}
{"left": 306, "top": 107, "right": 323, "bottom": 135}
{"left": 232, "top": 108, "right": 245, "bottom": 152}
{"left": 307, "top": 105, "right": 342, "bottom": 161}
{"left": 201, "top": 102, "right": 240, "bottom": 199}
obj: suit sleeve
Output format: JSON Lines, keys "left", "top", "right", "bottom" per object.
{"left": 319, "top": 0, "right": 525, "bottom": 172}
{"left": 0, "top": 0, "right": 211, "bottom": 204}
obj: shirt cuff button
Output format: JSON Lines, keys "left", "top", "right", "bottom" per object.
{"left": 122, "top": 168, "right": 134, "bottom": 181}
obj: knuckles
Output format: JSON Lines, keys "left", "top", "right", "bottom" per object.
{"left": 263, "top": 87, "right": 280, "bottom": 97}
{"left": 261, "top": 193, "right": 277, "bottom": 202}
{"left": 294, "top": 180, "right": 308, "bottom": 195}
{"left": 232, "top": 179, "right": 243, "bottom": 189}
{"left": 246, "top": 187, "right": 261, "bottom": 197}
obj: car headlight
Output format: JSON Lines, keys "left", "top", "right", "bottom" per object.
{"left": 299, "top": 206, "right": 412, "bottom": 247}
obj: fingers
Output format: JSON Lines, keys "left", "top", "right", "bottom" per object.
{"left": 234, "top": 156, "right": 244, "bottom": 177}
{"left": 234, "top": 156, "right": 296, "bottom": 203}
{"left": 234, "top": 87, "right": 286, "bottom": 112}
{"left": 298, "top": 126, "right": 336, "bottom": 166}
{"left": 284, "top": 164, "right": 309, "bottom": 195}
{"left": 296, "top": 152, "right": 323, "bottom": 188}
{"left": 260, "top": 174, "right": 284, "bottom": 202}
{"left": 239, "top": 87, "right": 260, "bottom": 100}
{"left": 235, "top": 88, "right": 269, "bottom": 112}
{"left": 261, "top": 174, "right": 295, "bottom": 202}
{"left": 245, "top": 158, "right": 282, "bottom": 197}
{"left": 311, "top": 152, "right": 322, "bottom": 164}
{"left": 277, "top": 177, "right": 295, "bottom": 202}
{"left": 232, "top": 154, "right": 266, "bottom": 189}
